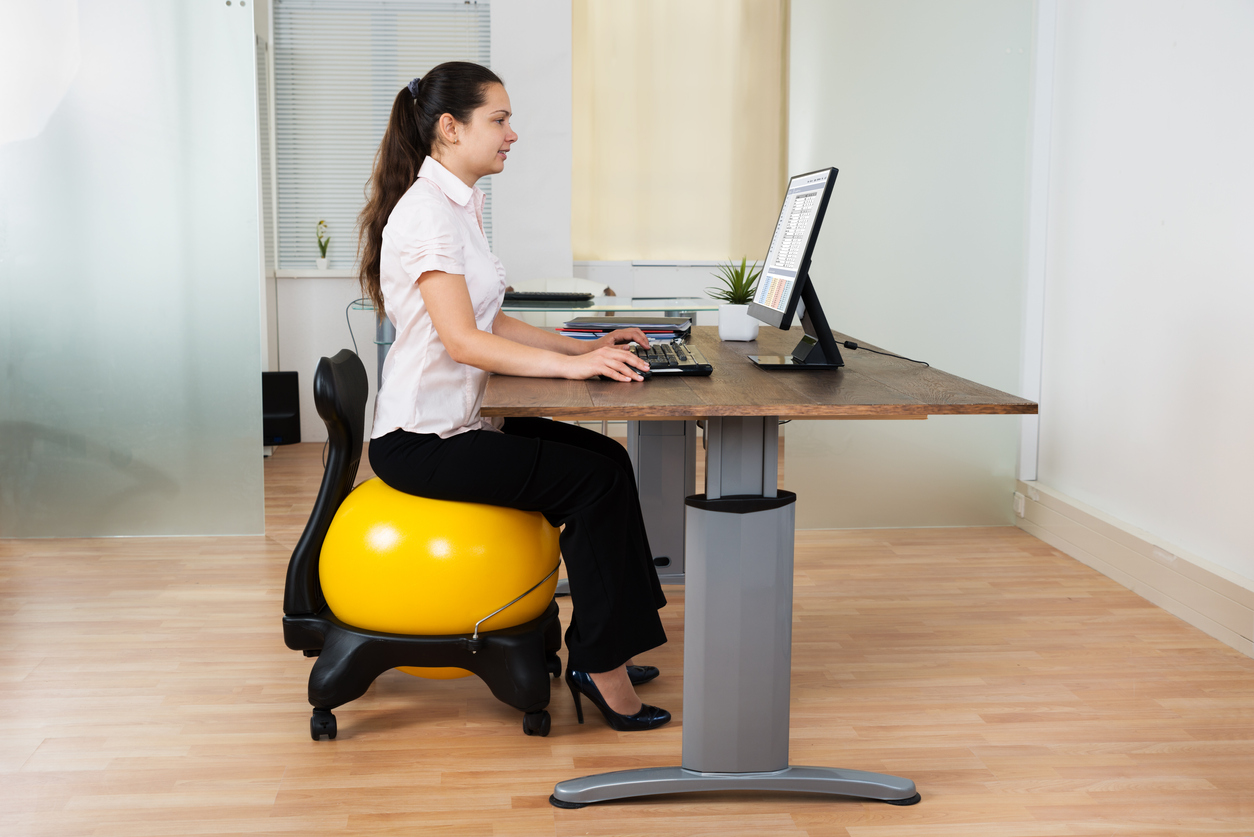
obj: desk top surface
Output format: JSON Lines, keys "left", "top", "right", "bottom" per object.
{"left": 482, "top": 326, "right": 1038, "bottom": 420}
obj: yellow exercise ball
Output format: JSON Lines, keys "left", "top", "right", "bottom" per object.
{"left": 319, "top": 478, "right": 561, "bottom": 680}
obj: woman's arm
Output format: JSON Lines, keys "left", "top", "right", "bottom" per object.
{"left": 418, "top": 271, "right": 649, "bottom": 381}
{"left": 492, "top": 311, "right": 651, "bottom": 355}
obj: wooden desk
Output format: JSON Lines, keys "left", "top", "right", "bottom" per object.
{"left": 483, "top": 326, "right": 1037, "bottom": 809}
{"left": 483, "top": 325, "right": 1036, "bottom": 422}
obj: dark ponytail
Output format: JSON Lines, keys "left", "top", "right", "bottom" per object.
{"left": 357, "top": 62, "right": 503, "bottom": 318}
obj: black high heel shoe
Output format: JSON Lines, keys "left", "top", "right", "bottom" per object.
{"left": 565, "top": 670, "right": 671, "bottom": 731}
{"left": 626, "top": 664, "right": 659, "bottom": 686}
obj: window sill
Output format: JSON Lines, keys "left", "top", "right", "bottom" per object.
{"left": 273, "top": 269, "right": 358, "bottom": 279}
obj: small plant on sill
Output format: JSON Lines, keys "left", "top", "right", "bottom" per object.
{"left": 316, "top": 219, "right": 330, "bottom": 259}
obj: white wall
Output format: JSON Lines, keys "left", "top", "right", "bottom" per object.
{"left": 489, "top": 0, "right": 573, "bottom": 283}
{"left": 785, "top": 0, "right": 1034, "bottom": 528}
{"left": 1038, "top": 0, "right": 1254, "bottom": 581}
{"left": 275, "top": 273, "right": 380, "bottom": 444}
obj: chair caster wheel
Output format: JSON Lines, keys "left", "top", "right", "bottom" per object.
{"left": 311, "top": 709, "right": 337, "bottom": 740}
{"left": 546, "top": 655, "right": 562, "bottom": 679}
{"left": 522, "top": 710, "right": 551, "bottom": 737}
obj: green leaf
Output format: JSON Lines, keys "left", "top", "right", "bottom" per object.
{"left": 706, "top": 257, "right": 761, "bottom": 305}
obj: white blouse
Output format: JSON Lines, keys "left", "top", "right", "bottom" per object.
{"left": 371, "top": 156, "right": 507, "bottom": 440}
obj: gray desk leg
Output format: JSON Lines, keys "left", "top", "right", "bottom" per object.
{"left": 626, "top": 419, "right": 696, "bottom": 586}
{"left": 551, "top": 417, "right": 918, "bottom": 808}
{"left": 554, "top": 419, "right": 695, "bottom": 597}
{"left": 374, "top": 316, "right": 395, "bottom": 384}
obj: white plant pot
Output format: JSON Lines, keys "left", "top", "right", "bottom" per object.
{"left": 718, "top": 303, "right": 759, "bottom": 342}
{"left": 316, "top": 258, "right": 329, "bottom": 270}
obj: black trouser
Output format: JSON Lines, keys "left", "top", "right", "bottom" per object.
{"left": 369, "top": 417, "right": 667, "bottom": 673}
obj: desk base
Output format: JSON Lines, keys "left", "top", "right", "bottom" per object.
{"left": 550, "top": 766, "right": 919, "bottom": 808}
{"left": 552, "top": 419, "right": 919, "bottom": 811}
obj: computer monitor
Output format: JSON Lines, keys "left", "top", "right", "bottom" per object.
{"left": 747, "top": 167, "right": 845, "bottom": 370}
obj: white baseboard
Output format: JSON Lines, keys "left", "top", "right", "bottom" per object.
{"left": 1014, "top": 480, "right": 1254, "bottom": 658}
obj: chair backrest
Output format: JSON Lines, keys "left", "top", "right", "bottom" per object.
{"left": 282, "top": 349, "right": 368, "bottom": 616}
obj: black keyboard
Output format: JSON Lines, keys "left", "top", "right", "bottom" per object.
{"left": 631, "top": 342, "right": 713, "bottom": 377}
{"left": 504, "top": 291, "right": 595, "bottom": 301}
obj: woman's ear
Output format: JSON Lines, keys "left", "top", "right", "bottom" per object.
{"left": 438, "top": 113, "right": 460, "bottom": 146}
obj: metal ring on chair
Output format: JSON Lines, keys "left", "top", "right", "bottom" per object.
{"left": 470, "top": 562, "right": 561, "bottom": 649}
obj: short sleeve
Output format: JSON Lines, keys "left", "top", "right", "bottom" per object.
{"left": 388, "top": 198, "right": 466, "bottom": 282}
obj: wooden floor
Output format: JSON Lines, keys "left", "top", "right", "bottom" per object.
{"left": 3, "top": 442, "right": 1253, "bottom": 836}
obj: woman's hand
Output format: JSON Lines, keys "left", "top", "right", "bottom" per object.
{"left": 421, "top": 274, "right": 649, "bottom": 379}
{"left": 562, "top": 344, "right": 650, "bottom": 382}
{"left": 586, "top": 328, "right": 650, "bottom": 352}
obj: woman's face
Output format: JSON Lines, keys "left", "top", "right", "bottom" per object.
{"left": 441, "top": 83, "right": 517, "bottom": 185}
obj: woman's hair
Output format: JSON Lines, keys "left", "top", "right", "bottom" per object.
{"left": 357, "top": 61, "right": 503, "bottom": 318}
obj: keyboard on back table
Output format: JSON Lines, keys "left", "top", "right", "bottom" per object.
{"left": 632, "top": 342, "right": 713, "bottom": 377}
{"left": 503, "top": 291, "right": 594, "bottom": 301}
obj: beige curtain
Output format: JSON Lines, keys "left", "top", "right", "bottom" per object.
{"left": 572, "top": 0, "right": 789, "bottom": 261}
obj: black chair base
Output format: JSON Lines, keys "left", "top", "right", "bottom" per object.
{"left": 284, "top": 600, "right": 563, "bottom": 739}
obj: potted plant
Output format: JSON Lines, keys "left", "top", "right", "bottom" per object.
{"left": 316, "top": 219, "right": 330, "bottom": 269}
{"left": 707, "top": 257, "right": 763, "bottom": 341}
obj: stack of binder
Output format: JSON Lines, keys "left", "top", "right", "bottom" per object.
{"left": 557, "top": 316, "right": 692, "bottom": 342}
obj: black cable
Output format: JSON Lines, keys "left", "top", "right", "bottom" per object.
{"left": 840, "top": 340, "right": 929, "bottom": 367}
{"left": 334, "top": 297, "right": 373, "bottom": 469}
{"left": 345, "top": 297, "right": 368, "bottom": 357}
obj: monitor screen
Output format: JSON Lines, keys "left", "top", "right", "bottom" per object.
{"left": 749, "top": 168, "right": 836, "bottom": 329}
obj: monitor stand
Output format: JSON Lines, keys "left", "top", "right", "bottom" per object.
{"left": 748, "top": 274, "right": 844, "bottom": 370}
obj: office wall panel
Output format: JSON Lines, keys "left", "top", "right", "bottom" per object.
{"left": 0, "top": 1, "right": 264, "bottom": 536}
{"left": 1037, "top": 0, "right": 1254, "bottom": 581}
{"left": 786, "top": 0, "right": 1033, "bottom": 529}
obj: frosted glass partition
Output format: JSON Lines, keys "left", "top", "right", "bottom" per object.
{"left": 0, "top": 2, "right": 264, "bottom": 537}
{"left": 785, "top": 0, "right": 1033, "bottom": 528}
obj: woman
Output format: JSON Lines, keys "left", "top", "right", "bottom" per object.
{"left": 357, "top": 62, "right": 669, "bottom": 731}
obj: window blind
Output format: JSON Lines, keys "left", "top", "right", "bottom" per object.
{"left": 271, "top": 0, "right": 492, "bottom": 270}
{"left": 571, "top": 0, "right": 787, "bottom": 261}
